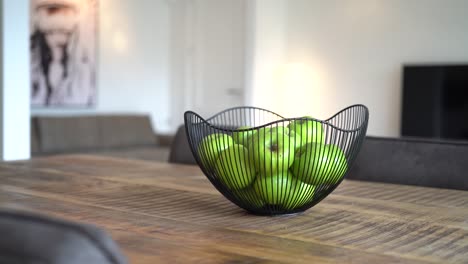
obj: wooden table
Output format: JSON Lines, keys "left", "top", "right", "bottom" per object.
{"left": 0, "top": 155, "right": 467, "bottom": 263}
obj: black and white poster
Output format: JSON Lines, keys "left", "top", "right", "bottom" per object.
{"left": 30, "top": 0, "right": 97, "bottom": 107}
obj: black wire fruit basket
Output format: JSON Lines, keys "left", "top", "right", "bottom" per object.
{"left": 184, "top": 105, "right": 369, "bottom": 215}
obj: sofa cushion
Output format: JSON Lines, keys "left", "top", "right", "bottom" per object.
{"left": 37, "top": 116, "right": 101, "bottom": 154}
{"left": 347, "top": 136, "right": 468, "bottom": 191}
{"left": 98, "top": 115, "right": 157, "bottom": 148}
{"left": 0, "top": 209, "right": 127, "bottom": 264}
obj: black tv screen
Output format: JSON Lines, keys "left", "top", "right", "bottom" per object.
{"left": 401, "top": 65, "right": 468, "bottom": 141}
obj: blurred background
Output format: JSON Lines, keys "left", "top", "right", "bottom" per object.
{"left": 1, "top": 0, "right": 468, "bottom": 160}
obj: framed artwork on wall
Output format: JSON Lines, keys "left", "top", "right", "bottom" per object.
{"left": 30, "top": 0, "right": 97, "bottom": 107}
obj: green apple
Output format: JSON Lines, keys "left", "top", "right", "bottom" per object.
{"left": 267, "top": 125, "right": 289, "bottom": 136}
{"left": 254, "top": 170, "right": 296, "bottom": 205}
{"left": 198, "top": 133, "right": 234, "bottom": 168}
{"left": 269, "top": 126, "right": 304, "bottom": 152}
{"left": 214, "top": 144, "right": 256, "bottom": 190}
{"left": 233, "top": 187, "right": 266, "bottom": 209}
{"left": 251, "top": 125, "right": 288, "bottom": 139}
{"left": 248, "top": 128, "right": 294, "bottom": 175}
{"left": 288, "top": 130, "right": 303, "bottom": 151}
{"left": 287, "top": 116, "right": 324, "bottom": 147}
{"left": 283, "top": 181, "right": 316, "bottom": 210}
{"left": 232, "top": 126, "right": 256, "bottom": 146}
{"left": 291, "top": 143, "right": 348, "bottom": 185}
{"left": 326, "top": 144, "right": 348, "bottom": 181}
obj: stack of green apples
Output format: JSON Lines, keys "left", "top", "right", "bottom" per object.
{"left": 197, "top": 117, "right": 348, "bottom": 211}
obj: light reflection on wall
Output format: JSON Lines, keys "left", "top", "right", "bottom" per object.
{"left": 100, "top": 0, "right": 129, "bottom": 55}
{"left": 274, "top": 62, "right": 325, "bottom": 119}
{"left": 112, "top": 30, "right": 128, "bottom": 53}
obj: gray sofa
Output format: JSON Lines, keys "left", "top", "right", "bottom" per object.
{"left": 31, "top": 115, "right": 170, "bottom": 162}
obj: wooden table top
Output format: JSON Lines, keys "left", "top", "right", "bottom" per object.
{"left": 0, "top": 154, "right": 467, "bottom": 264}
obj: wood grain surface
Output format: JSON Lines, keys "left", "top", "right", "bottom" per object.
{"left": 0, "top": 154, "right": 467, "bottom": 264}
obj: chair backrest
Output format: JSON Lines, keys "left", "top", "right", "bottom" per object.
{"left": 168, "top": 125, "right": 197, "bottom": 164}
{"left": 0, "top": 209, "right": 127, "bottom": 264}
{"left": 347, "top": 136, "right": 468, "bottom": 191}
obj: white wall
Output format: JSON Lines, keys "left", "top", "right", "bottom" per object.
{"left": 32, "top": 0, "right": 172, "bottom": 134}
{"left": 29, "top": 0, "right": 468, "bottom": 137}
{"left": 285, "top": 0, "right": 468, "bottom": 137}
{"left": 245, "top": 0, "right": 286, "bottom": 111}
{"left": 168, "top": 0, "right": 189, "bottom": 131}
{"left": 0, "top": 0, "right": 30, "bottom": 161}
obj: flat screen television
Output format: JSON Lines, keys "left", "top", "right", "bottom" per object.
{"left": 401, "top": 64, "right": 468, "bottom": 141}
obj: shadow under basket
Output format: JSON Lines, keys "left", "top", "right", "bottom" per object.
{"left": 184, "top": 105, "right": 369, "bottom": 215}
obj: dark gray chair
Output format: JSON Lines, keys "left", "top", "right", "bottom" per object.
{"left": 168, "top": 125, "right": 196, "bottom": 164}
{"left": 347, "top": 136, "right": 468, "bottom": 191}
{"left": 0, "top": 209, "right": 127, "bottom": 264}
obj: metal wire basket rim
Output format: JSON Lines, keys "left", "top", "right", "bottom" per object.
{"left": 184, "top": 104, "right": 369, "bottom": 133}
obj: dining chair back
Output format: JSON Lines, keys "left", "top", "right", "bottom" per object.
{"left": 347, "top": 136, "right": 468, "bottom": 191}
{"left": 0, "top": 209, "right": 127, "bottom": 264}
{"left": 168, "top": 125, "right": 197, "bottom": 164}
